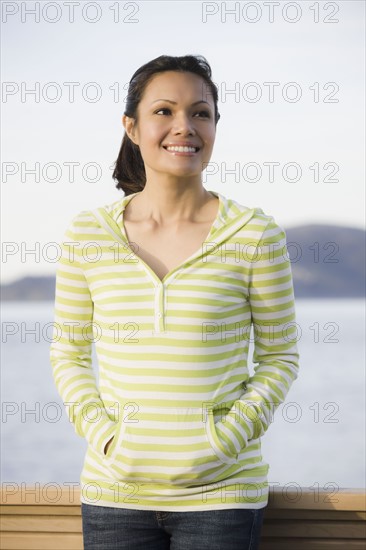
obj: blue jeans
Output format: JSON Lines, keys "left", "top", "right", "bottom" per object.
{"left": 81, "top": 503, "right": 265, "bottom": 549}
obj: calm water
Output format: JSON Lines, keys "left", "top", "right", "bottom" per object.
{"left": 1, "top": 299, "right": 365, "bottom": 491}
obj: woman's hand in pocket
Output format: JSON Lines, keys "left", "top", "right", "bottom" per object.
{"left": 104, "top": 436, "right": 114, "bottom": 456}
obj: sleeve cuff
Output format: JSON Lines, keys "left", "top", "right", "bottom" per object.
{"left": 77, "top": 403, "right": 119, "bottom": 456}
{"left": 213, "top": 400, "right": 263, "bottom": 459}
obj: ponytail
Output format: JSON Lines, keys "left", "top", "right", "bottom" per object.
{"left": 112, "top": 133, "right": 146, "bottom": 196}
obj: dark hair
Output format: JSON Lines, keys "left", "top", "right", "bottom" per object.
{"left": 112, "top": 54, "right": 221, "bottom": 195}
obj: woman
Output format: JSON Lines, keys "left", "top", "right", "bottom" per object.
{"left": 50, "top": 54, "right": 300, "bottom": 550}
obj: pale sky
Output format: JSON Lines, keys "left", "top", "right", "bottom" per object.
{"left": 1, "top": 0, "right": 365, "bottom": 283}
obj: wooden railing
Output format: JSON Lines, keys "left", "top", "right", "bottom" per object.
{"left": 0, "top": 486, "right": 365, "bottom": 549}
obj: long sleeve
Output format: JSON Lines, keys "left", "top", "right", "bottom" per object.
{"left": 213, "top": 217, "right": 300, "bottom": 459}
{"left": 50, "top": 217, "right": 117, "bottom": 456}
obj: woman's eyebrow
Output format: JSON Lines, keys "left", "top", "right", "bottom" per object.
{"left": 150, "top": 99, "right": 211, "bottom": 106}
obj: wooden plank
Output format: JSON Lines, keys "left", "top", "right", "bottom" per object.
{"left": 2, "top": 516, "right": 364, "bottom": 538}
{"left": 3, "top": 506, "right": 362, "bottom": 521}
{"left": 1, "top": 487, "right": 365, "bottom": 510}
{"left": 0, "top": 487, "right": 80, "bottom": 506}
{"left": 0, "top": 532, "right": 83, "bottom": 550}
{"left": 4, "top": 505, "right": 363, "bottom": 522}
{"left": 263, "top": 509, "right": 366, "bottom": 521}
{"left": 268, "top": 488, "right": 366, "bottom": 511}
{"left": 1, "top": 516, "right": 82, "bottom": 532}
{"left": 0, "top": 506, "right": 82, "bottom": 516}
{"left": 261, "top": 520, "right": 366, "bottom": 539}
{"left": 259, "top": 540, "right": 366, "bottom": 550}
{"left": 0, "top": 486, "right": 365, "bottom": 550}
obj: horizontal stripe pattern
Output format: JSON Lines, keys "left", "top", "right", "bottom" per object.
{"left": 50, "top": 190, "right": 299, "bottom": 511}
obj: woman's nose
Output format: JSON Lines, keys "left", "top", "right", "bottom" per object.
{"left": 172, "top": 114, "right": 196, "bottom": 135}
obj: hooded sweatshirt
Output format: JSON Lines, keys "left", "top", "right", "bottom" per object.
{"left": 50, "top": 190, "right": 300, "bottom": 511}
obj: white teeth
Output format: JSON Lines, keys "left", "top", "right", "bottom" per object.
{"left": 165, "top": 146, "right": 197, "bottom": 152}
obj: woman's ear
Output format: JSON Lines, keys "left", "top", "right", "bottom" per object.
{"left": 122, "top": 115, "right": 139, "bottom": 146}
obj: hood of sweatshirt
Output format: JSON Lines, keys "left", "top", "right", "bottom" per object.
{"left": 91, "top": 190, "right": 266, "bottom": 267}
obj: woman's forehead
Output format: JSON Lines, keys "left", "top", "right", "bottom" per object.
{"left": 141, "top": 71, "right": 213, "bottom": 104}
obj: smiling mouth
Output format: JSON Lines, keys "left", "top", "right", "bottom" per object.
{"left": 163, "top": 145, "right": 200, "bottom": 153}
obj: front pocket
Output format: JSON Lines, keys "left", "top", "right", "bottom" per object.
{"left": 103, "top": 406, "right": 235, "bottom": 486}
{"left": 205, "top": 409, "right": 238, "bottom": 465}
{"left": 103, "top": 413, "right": 128, "bottom": 461}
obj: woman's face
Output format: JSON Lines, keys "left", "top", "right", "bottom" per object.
{"left": 123, "top": 70, "right": 217, "bottom": 183}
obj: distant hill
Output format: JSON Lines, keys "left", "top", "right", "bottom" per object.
{"left": 1, "top": 224, "right": 365, "bottom": 300}
{"left": 285, "top": 224, "right": 365, "bottom": 298}
{"left": 1, "top": 275, "right": 56, "bottom": 301}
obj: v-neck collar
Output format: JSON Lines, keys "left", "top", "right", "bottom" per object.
{"left": 92, "top": 190, "right": 258, "bottom": 286}
{"left": 113, "top": 190, "right": 225, "bottom": 284}
{"left": 116, "top": 190, "right": 225, "bottom": 244}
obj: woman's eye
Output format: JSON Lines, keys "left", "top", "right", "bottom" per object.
{"left": 194, "top": 111, "right": 210, "bottom": 118}
{"left": 155, "top": 109, "right": 210, "bottom": 118}
{"left": 155, "top": 108, "right": 171, "bottom": 115}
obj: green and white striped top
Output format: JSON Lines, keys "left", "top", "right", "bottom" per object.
{"left": 50, "top": 190, "right": 300, "bottom": 511}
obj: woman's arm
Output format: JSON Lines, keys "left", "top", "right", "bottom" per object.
{"left": 213, "top": 217, "right": 300, "bottom": 459}
{"left": 50, "top": 217, "right": 117, "bottom": 456}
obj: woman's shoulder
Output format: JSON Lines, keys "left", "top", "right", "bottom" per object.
{"left": 219, "top": 191, "right": 282, "bottom": 230}
{"left": 214, "top": 193, "right": 289, "bottom": 248}
{"left": 66, "top": 196, "right": 127, "bottom": 228}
